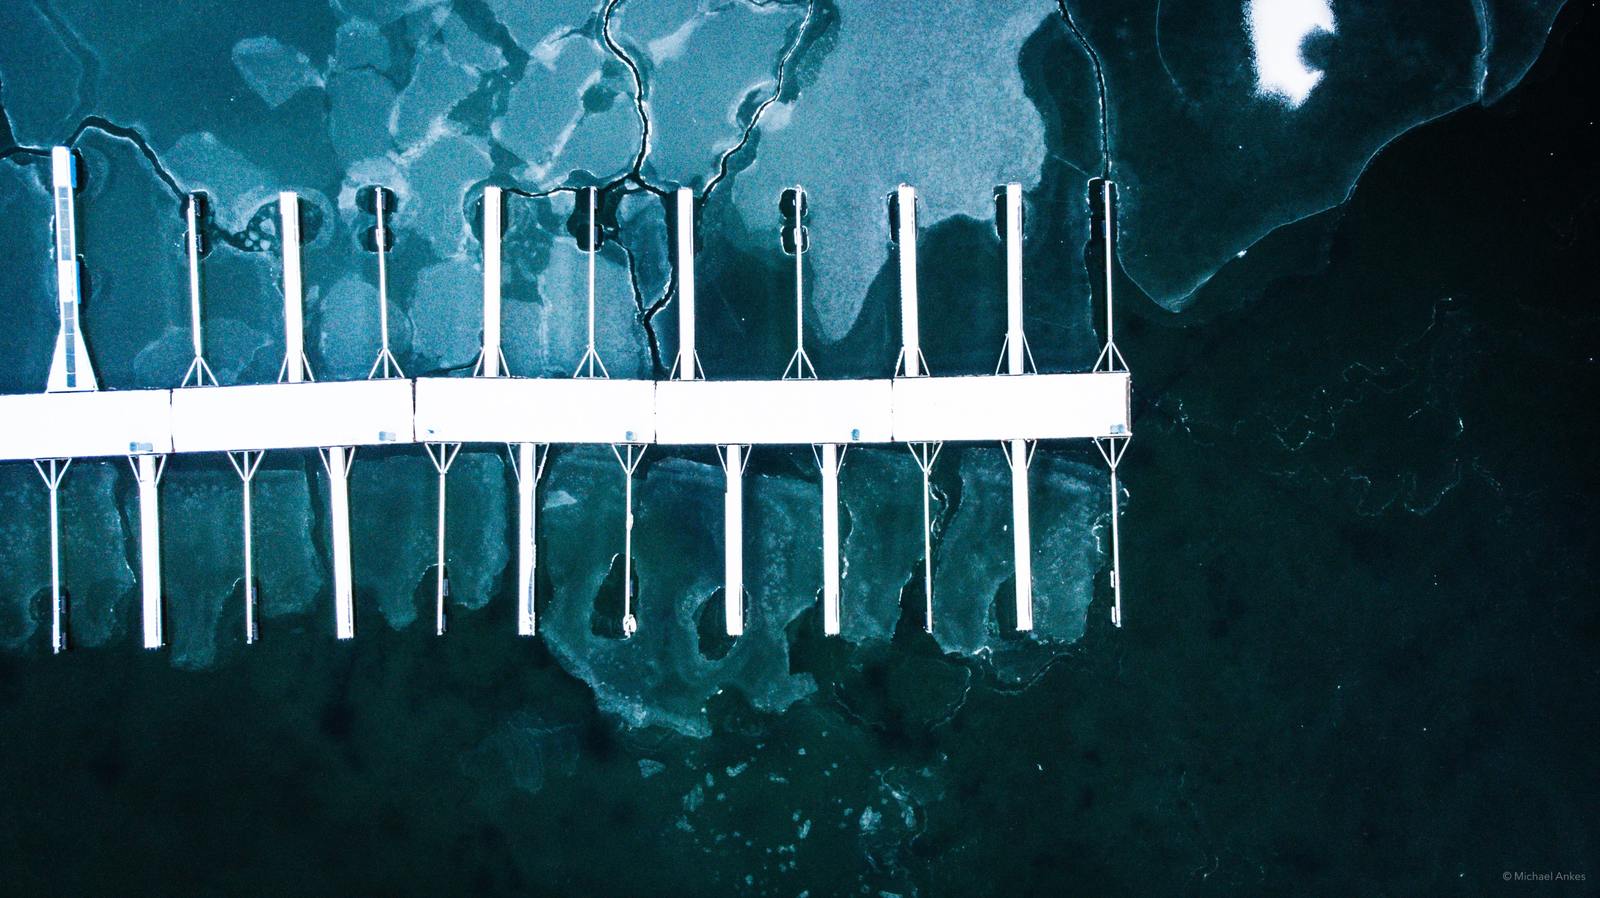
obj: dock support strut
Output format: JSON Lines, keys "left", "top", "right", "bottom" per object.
{"left": 509, "top": 442, "right": 549, "bottom": 636}
{"left": 908, "top": 441, "right": 942, "bottom": 632}
{"left": 369, "top": 186, "right": 404, "bottom": 378}
{"left": 227, "top": 450, "right": 265, "bottom": 643}
{"left": 611, "top": 443, "right": 645, "bottom": 636}
{"left": 575, "top": 187, "right": 608, "bottom": 378}
{"left": 34, "top": 459, "right": 71, "bottom": 654}
{"left": 1094, "top": 436, "right": 1129, "bottom": 627}
{"left": 426, "top": 442, "right": 462, "bottom": 636}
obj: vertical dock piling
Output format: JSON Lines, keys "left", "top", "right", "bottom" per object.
{"left": 819, "top": 443, "right": 842, "bottom": 636}
{"left": 227, "top": 450, "right": 264, "bottom": 643}
{"left": 719, "top": 444, "right": 748, "bottom": 636}
{"left": 426, "top": 442, "right": 461, "bottom": 636}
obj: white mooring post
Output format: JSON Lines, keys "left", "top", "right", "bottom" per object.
{"left": 893, "top": 184, "right": 926, "bottom": 378}
{"left": 369, "top": 186, "right": 404, "bottom": 379}
{"left": 476, "top": 186, "right": 508, "bottom": 378}
{"left": 611, "top": 443, "right": 645, "bottom": 636}
{"left": 33, "top": 459, "right": 71, "bottom": 654}
{"left": 672, "top": 187, "right": 702, "bottom": 380}
{"left": 227, "top": 450, "right": 265, "bottom": 644}
{"left": 719, "top": 444, "right": 749, "bottom": 636}
{"left": 908, "top": 441, "right": 942, "bottom": 632}
{"left": 319, "top": 446, "right": 356, "bottom": 639}
{"left": 575, "top": 187, "right": 609, "bottom": 378}
{"left": 181, "top": 192, "right": 217, "bottom": 387}
{"left": 426, "top": 442, "right": 462, "bottom": 636}
{"left": 819, "top": 442, "right": 843, "bottom": 636}
{"left": 510, "top": 442, "right": 549, "bottom": 636}
{"left": 278, "top": 191, "right": 313, "bottom": 384}
{"left": 781, "top": 186, "right": 816, "bottom": 380}
{"left": 998, "top": 183, "right": 1037, "bottom": 632}
{"left": 130, "top": 452, "right": 167, "bottom": 650}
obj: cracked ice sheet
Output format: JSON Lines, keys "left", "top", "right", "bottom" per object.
{"left": 1072, "top": 0, "right": 1565, "bottom": 308}
{"left": 490, "top": 0, "right": 643, "bottom": 187}
{"left": 612, "top": 0, "right": 807, "bottom": 187}
{"left": 730, "top": 0, "right": 1048, "bottom": 344}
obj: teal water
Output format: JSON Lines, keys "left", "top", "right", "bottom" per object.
{"left": 1, "top": 1, "right": 1595, "bottom": 893}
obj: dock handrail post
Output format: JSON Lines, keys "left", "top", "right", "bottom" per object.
{"left": 129, "top": 452, "right": 168, "bottom": 650}
{"left": 1094, "top": 436, "right": 1130, "bottom": 627}
{"left": 671, "top": 187, "right": 702, "bottom": 381}
{"left": 611, "top": 442, "right": 646, "bottom": 637}
{"left": 319, "top": 446, "right": 356, "bottom": 639}
{"left": 781, "top": 185, "right": 816, "bottom": 380}
{"left": 892, "top": 184, "right": 928, "bottom": 378}
{"left": 508, "top": 442, "right": 549, "bottom": 636}
{"left": 426, "top": 442, "right": 462, "bottom": 636}
{"left": 34, "top": 458, "right": 71, "bottom": 654}
{"left": 181, "top": 192, "right": 218, "bottom": 387}
{"left": 1092, "top": 179, "right": 1127, "bottom": 374}
{"left": 227, "top": 450, "right": 265, "bottom": 643}
{"left": 368, "top": 186, "right": 405, "bottom": 379}
{"left": 908, "top": 441, "right": 942, "bottom": 632}
{"left": 277, "top": 191, "right": 314, "bottom": 384}
{"left": 574, "top": 186, "right": 610, "bottom": 379}
{"left": 474, "top": 185, "right": 509, "bottom": 378}
{"left": 718, "top": 444, "right": 750, "bottom": 636}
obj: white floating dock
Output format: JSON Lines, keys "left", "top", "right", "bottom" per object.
{"left": 999, "top": 182, "right": 1035, "bottom": 632}
{"left": 0, "top": 391, "right": 172, "bottom": 460}
{"left": 171, "top": 380, "right": 412, "bottom": 453}
{"left": 47, "top": 146, "right": 96, "bottom": 394}
{"left": 673, "top": 187, "right": 702, "bottom": 381}
{"left": 893, "top": 184, "right": 925, "bottom": 378}
{"left": 654, "top": 379, "right": 892, "bottom": 445}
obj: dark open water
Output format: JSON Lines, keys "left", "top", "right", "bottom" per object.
{"left": 0, "top": 1, "right": 1595, "bottom": 894}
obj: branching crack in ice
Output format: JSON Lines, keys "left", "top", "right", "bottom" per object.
{"left": 1054, "top": 0, "right": 1109, "bottom": 177}
{"left": 601, "top": 0, "right": 654, "bottom": 176}
{"left": 701, "top": 0, "right": 816, "bottom": 201}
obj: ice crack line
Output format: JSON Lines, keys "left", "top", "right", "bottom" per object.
{"left": 601, "top": 0, "right": 654, "bottom": 178}
{"left": 1055, "top": 0, "right": 1110, "bottom": 177}
{"left": 701, "top": 0, "right": 816, "bottom": 202}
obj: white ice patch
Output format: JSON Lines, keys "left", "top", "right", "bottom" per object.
{"left": 1246, "top": 0, "right": 1334, "bottom": 108}
{"left": 231, "top": 36, "right": 325, "bottom": 109}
